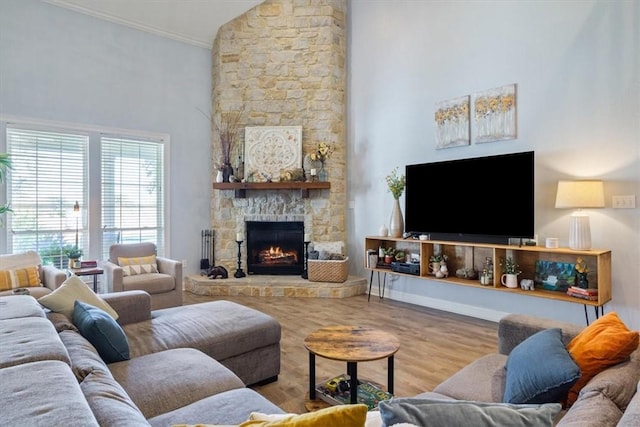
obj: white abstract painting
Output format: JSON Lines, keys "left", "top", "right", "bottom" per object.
{"left": 244, "top": 126, "right": 303, "bottom": 182}
{"left": 435, "top": 95, "right": 470, "bottom": 149}
{"left": 473, "top": 84, "right": 517, "bottom": 143}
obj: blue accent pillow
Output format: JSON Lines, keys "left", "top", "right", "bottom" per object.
{"left": 72, "top": 300, "right": 130, "bottom": 363}
{"left": 379, "top": 398, "right": 562, "bottom": 427}
{"left": 503, "top": 328, "right": 580, "bottom": 404}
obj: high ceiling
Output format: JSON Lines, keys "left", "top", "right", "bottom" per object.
{"left": 44, "top": 0, "right": 264, "bottom": 49}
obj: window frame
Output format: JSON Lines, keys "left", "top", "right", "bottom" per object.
{"left": 0, "top": 115, "right": 171, "bottom": 261}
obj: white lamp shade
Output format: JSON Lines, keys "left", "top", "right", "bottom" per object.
{"left": 555, "top": 181, "right": 605, "bottom": 208}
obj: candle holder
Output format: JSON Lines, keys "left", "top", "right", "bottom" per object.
{"left": 301, "top": 240, "right": 310, "bottom": 279}
{"left": 234, "top": 240, "right": 246, "bottom": 278}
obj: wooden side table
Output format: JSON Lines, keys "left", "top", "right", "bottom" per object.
{"left": 68, "top": 267, "right": 104, "bottom": 293}
{"left": 304, "top": 325, "right": 400, "bottom": 406}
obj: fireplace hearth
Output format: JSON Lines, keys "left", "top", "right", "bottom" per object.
{"left": 246, "top": 221, "right": 304, "bottom": 275}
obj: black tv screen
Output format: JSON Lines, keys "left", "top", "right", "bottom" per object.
{"left": 405, "top": 151, "right": 534, "bottom": 244}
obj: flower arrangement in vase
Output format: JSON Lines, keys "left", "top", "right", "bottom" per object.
{"left": 574, "top": 257, "right": 589, "bottom": 288}
{"left": 309, "top": 142, "right": 333, "bottom": 181}
{"left": 386, "top": 167, "right": 406, "bottom": 238}
{"left": 214, "top": 107, "right": 244, "bottom": 182}
{"left": 500, "top": 257, "right": 521, "bottom": 288}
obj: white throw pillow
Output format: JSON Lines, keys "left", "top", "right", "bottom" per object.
{"left": 38, "top": 275, "right": 118, "bottom": 320}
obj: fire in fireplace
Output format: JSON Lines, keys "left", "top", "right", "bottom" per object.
{"left": 246, "top": 221, "right": 304, "bottom": 275}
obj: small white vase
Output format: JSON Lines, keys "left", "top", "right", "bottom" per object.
{"left": 216, "top": 170, "right": 224, "bottom": 183}
{"left": 379, "top": 224, "right": 389, "bottom": 237}
{"left": 389, "top": 198, "right": 404, "bottom": 238}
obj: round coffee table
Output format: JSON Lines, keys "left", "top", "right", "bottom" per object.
{"left": 304, "top": 325, "right": 400, "bottom": 406}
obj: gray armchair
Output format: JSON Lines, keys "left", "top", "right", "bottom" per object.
{"left": 0, "top": 251, "right": 67, "bottom": 298}
{"left": 103, "top": 242, "right": 182, "bottom": 310}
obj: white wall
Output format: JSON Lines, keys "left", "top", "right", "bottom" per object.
{"left": 0, "top": 0, "right": 212, "bottom": 274}
{"left": 347, "top": 0, "right": 640, "bottom": 329}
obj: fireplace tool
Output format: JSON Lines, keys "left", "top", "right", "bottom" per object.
{"left": 200, "top": 229, "right": 214, "bottom": 271}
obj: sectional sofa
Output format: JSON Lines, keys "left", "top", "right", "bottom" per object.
{"left": 0, "top": 290, "right": 285, "bottom": 426}
{"left": 375, "top": 313, "right": 640, "bottom": 427}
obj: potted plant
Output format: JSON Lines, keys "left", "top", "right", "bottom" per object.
{"left": 383, "top": 247, "right": 395, "bottom": 264}
{"left": 500, "top": 257, "right": 521, "bottom": 288}
{"left": 394, "top": 250, "right": 405, "bottom": 263}
{"left": 429, "top": 253, "right": 448, "bottom": 275}
{"left": 63, "top": 245, "right": 83, "bottom": 268}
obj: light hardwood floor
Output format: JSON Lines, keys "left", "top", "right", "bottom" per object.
{"left": 183, "top": 292, "right": 499, "bottom": 414}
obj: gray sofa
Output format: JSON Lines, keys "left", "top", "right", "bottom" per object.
{"left": 0, "top": 292, "right": 284, "bottom": 426}
{"left": 413, "top": 314, "right": 640, "bottom": 426}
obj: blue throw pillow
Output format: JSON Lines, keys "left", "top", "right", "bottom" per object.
{"left": 378, "top": 398, "right": 562, "bottom": 427}
{"left": 503, "top": 328, "right": 580, "bottom": 404}
{"left": 72, "top": 300, "right": 130, "bottom": 363}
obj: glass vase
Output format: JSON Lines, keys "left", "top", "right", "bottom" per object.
{"left": 389, "top": 198, "right": 404, "bottom": 238}
{"left": 318, "top": 163, "right": 328, "bottom": 182}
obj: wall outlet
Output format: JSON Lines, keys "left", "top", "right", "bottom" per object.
{"left": 612, "top": 195, "right": 636, "bottom": 209}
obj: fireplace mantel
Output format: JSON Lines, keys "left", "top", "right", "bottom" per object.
{"left": 212, "top": 182, "right": 330, "bottom": 198}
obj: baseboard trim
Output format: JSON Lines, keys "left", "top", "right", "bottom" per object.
{"left": 371, "top": 288, "right": 508, "bottom": 323}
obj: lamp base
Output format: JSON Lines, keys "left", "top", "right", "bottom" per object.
{"left": 569, "top": 212, "right": 591, "bottom": 251}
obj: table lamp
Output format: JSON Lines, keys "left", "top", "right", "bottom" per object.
{"left": 554, "top": 180, "right": 605, "bottom": 250}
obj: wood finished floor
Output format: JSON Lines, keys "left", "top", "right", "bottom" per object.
{"left": 182, "top": 292, "right": 499, "bottom": 414}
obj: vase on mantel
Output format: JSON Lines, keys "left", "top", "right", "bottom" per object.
{"left": 222, "top": 163, "right": 234, "bottom": 183}
{"left": 389, "top": 198, "right": 404, "bottom": 238}
{"left": 317, "top": 161, "right": 328, "bottom": 182}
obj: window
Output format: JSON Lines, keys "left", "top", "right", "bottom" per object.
{"left": 6, "top": 127, "right": 88, "bottom": 268}
{"left": 101, "top": 136, "right": 165, "bottom": 256}
{"left": 3, "top": 120, "right": 168, "bottom": 264}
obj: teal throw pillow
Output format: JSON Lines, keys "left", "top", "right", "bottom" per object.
{"left": 378, "top": 398, "right": 562, "bottom": 427}
{"left": 72, "top": 300, "right": 130, "bottom": 363}
{"left": 503, "top": 328, "right": 580, "bottom": 404}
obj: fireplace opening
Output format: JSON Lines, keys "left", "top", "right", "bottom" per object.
{"left": 246, "top": 221, "right": 304, "bottom": 275}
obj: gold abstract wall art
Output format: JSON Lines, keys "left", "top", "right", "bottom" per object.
{"left": 434, "top": 95, "right": 470, "bottom": 149}
{"left": 473, "top": 84, "right": 517, "bottom": 143}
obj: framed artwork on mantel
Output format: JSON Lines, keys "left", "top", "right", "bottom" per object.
{"left": 472, "top": 83, "right": 517, "bottom": 143}
{"left": 244, "top": 126, "right": 303, "bottom": 182}
{"left": 434, "top": 95, "right": 470, "bottom": 149}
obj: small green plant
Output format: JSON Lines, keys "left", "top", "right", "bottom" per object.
{"left": 385, "top": 166, "right": 406, "bottom": 200}
{"left": 63, "top": 244, "right": 83, "bottom": 259}
{"left": 394, "top": 250, "right": 405, "bottom": 261}
{"left": 384, "top": 247, "right": 396, "bottom": 257}
{"left": 501, "top": 257, "right": 521, "bottom": 275}
{"left": 430, "top": 253, "right": 448, "bottom": 263}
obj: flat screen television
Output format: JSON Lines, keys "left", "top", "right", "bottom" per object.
{"left": 404, "top": 151, "right": 534, "bottom": 244}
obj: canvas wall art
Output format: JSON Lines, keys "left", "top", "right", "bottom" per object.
{"left": 244, "top": 126, "right": 302, "bottom": 182}
{"left": 534, "top": 260, "right": 576, "bottom": 292}
{"left": 434, "top": 95, "right": 470, "bottom": 149}
{"left": 473, "top": 84, "right": 517, "bottom": 143}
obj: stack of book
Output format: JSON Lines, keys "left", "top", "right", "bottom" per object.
{"left": 566, "top": 286, "right": 598, "bottom": 301}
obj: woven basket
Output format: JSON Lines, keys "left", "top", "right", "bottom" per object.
{"left": 307, "top": 257, "right": 349, "bottom": 283}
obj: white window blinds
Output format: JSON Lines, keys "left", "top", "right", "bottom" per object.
{"left": 7, "top": 127, "right": 88, "bottom": 267}
{"left": 101, "top": 136, "right": 165, "bottom": 257}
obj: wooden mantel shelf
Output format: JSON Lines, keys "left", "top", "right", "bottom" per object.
{"left": 212, "top": 181, "right": 330, "bottom": 198}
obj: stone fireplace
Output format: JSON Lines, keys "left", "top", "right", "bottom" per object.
{"left": 209, "top": 0, "right": 348, "bottom": 275}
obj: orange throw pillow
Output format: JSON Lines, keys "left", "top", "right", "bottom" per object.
{"left": 566, "top": 312, "right": 639, "bottom": 405}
